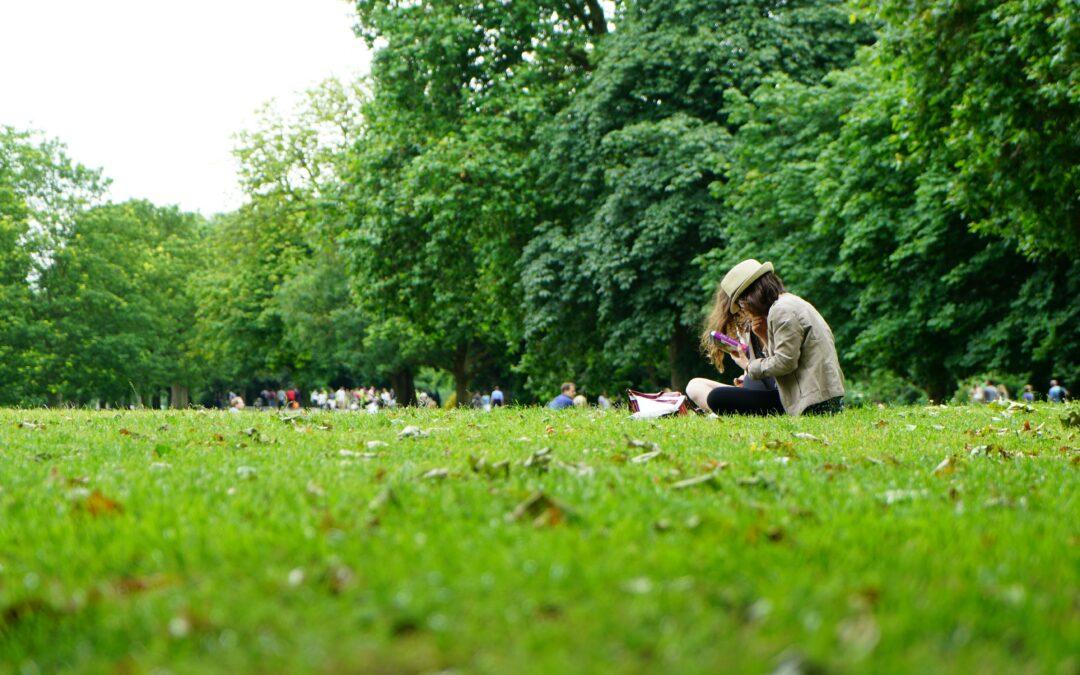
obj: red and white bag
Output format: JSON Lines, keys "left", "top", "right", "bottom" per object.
{"left": 626, "top": 389, "right": 689, "bottom": 419}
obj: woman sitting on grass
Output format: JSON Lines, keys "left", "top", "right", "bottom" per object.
{"left": 686, "top": 259, "right": 845, "bottom": 416}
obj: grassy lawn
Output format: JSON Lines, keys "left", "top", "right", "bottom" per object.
{"left": 0, "top": 405, "right": 1076, "bottom": 673}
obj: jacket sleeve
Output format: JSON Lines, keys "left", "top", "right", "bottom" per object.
{"left": 747, "top": 314, "right": 804, "bottom": 379}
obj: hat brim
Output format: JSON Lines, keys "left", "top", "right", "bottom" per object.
{"left": 728, "top": 261, "right": 774, "bottom": 313}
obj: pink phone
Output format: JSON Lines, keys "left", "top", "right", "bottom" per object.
{"left": 710, "top": 331, "right": 748, "bottom": 355}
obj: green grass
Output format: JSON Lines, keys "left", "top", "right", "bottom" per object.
{"left": 0, "top": 405, "right": 1077, "bottom": 674}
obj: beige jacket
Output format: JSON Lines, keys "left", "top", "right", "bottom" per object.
{"left": 746, "top": 293, "right": 845, "bottom": 416}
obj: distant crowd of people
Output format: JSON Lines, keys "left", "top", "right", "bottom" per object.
{"left": 220, "top": 376, "right": 1069, "bottom": 414}
{"left": 969, "top": 379, "right": 1069, "bottom": 404}
{"left": 227, "top": 386, "right": 399, "bottom": 413}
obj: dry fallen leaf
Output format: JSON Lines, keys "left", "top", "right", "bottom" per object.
{"left": 792, "top": 432, "right": 829, "bottom": 445}
{"left": 77, "top": 490, "right": 124, "bottom": 517}
{"left": 421, "top": 468, "right": 449, "bottom": 480}
{"left": 112, "top": 574, "right": 178, "bottom": 596}
{"left": 339, "top": 449, "right": 377, "bottom": 459}
{"left": 969, "top": 444, "right": 1013, "bottom": 460}
{"left": 933, "top": 456, "right": 956, "bottom": 476}
{"left": 631, "top": 449, "right": 663, "bottom": 464}
{"left": 469, "top": 455, "right": 511, "bottom": 479}
{"left": 671, "top": 472, "right": 721, "bottom": 490}
{"left": 555, "top": 460, "right": 594, "bottom": 477}
{"left": 506, "top": 491, "right": 571, "bottom": 527}
{"left": 625, "top": 436, "right": 660, "bottom": 452}
{"left": 368, "top": 487, "right": 397, "bottom": 513}
{"left": 523, "top": 447, "right": 553, "bottom": 471}
{"left": 398, "top": 426, "right": 428, "bottom": 439}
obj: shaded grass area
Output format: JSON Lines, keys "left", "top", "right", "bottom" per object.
{"left": 0, "top": 405, "right": 1077, "bottom": 673}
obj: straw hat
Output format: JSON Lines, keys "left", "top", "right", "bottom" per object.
{"left": 720, "top": 259, "right": 774, "bottom": 313}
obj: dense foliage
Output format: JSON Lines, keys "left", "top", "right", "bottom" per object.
{"left": 0, "top": 0, "right": 1076, "bottom": 406}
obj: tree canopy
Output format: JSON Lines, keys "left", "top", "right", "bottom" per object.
{"left": 1, "top": 0, "right": 1076, "bottom": 406}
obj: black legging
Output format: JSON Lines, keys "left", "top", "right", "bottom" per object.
{"left": 706, "top": 385, "right": 784, "bottom": 416}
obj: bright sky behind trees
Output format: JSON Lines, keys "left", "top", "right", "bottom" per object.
{"left": 0, "top": 0, "right": 369, "bottom": 215}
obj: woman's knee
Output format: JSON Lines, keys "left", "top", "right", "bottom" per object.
{"left": 686, "top": 378, "right": 714, "bottom": 408}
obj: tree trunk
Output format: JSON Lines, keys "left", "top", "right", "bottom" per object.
{"left": 170, "top": 385, "right": 190, "bottom": 409}
{"left": 668, "top": 322, "right": 699, "bottom": 393}
{"left": 452, "top": 345, "right": 469, "bottom": 407}
{"left": 390, "top": 367, "right": 416, "bottom": 407}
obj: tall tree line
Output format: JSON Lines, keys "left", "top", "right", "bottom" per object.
{"left": 0, "top": 0, "right": 1075, "bottom": 406}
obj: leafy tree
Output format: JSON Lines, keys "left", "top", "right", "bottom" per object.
{"left": 345, "top": 0, "right": 610, "bottom": 403}
{"left": 195, "top": 79, "right": 367, "bottom": 396}
{"left": 867, "top": 0, "right": 1080, "bottom": 257}
{"left": 524, "top": 0, "right": 874, "bottom": 393}
{"left": 719, "top": 50, "right": 1079, "bottom": 400}
{"left": 39, "top": 200, "right": 206, "bottom": 405}
{"left": 0, "top": 128, "right": 105, "bottom": 405}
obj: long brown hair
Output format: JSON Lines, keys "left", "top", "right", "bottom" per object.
{"left": 700, "top": 287, "right": 746, "bottom": 372}
{"left": 738, "top": 272, "right": 786, "bottom": 318}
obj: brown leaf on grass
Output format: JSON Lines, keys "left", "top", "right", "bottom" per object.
{"left": 969, "top": 444, "right": 1013, "bottom": 460}
{"left": 753, "top": 436, "right": 798, "bottom": 458}
{"left": 74, "top": 490, "right": 124, "bottom": 517}
{"left": 319, "top": 511, "right": 338, "bottom": 532}
{"left": 873, "top": 419, "right": 888, "bottom": 428}
{"left": 118, "top": 428, "right": 141, "bottom": 438}
{"left": 112, "top": 574, "right": 179, "bottom": 596}
{"left": 700, "top": 459, "right": 729, "bottom": 472}
{"left": 506, "top": 491, "right": 572, "bottom": 527}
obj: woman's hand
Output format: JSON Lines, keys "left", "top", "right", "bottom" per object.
{"left": 729, "top": 349, "right": 749, "bottom": 371}
{"left": 751, "top": 315, "right": 768, "bottom": 343}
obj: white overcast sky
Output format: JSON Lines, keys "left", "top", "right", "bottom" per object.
{"left": 0, "top": 0, "right": 371, "bottom": 215}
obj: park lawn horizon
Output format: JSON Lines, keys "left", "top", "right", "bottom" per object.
{"left": 0, "top": 405, "right": 1076, "bottom": 673}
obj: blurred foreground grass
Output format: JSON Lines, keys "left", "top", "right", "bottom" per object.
{"left": 0, "top": 405, "right": 1077, "bottom": 673}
